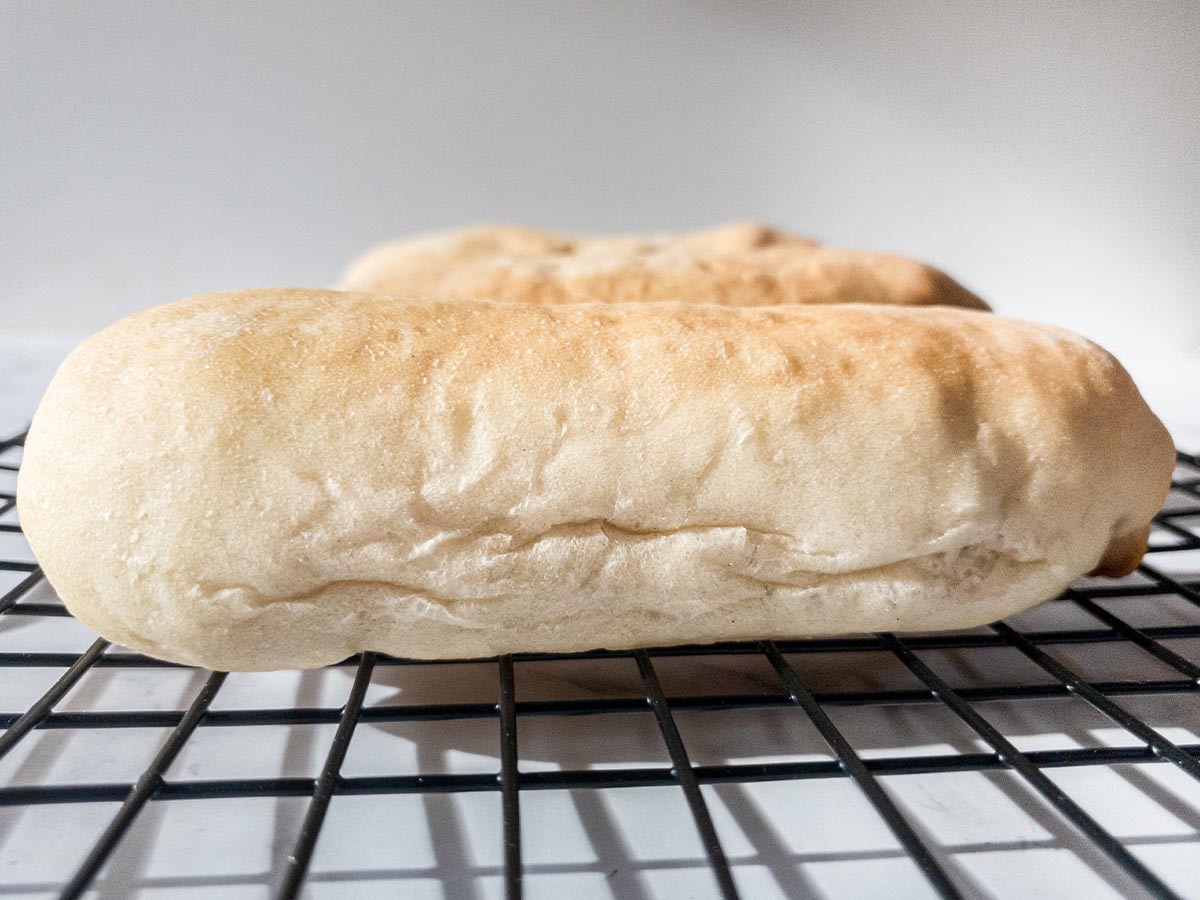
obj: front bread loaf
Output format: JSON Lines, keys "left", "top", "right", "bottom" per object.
{"left": 18, "top": 289, "right": 1171, "bottom": 671}
{"left": 339, "top": 222, "right": 990, "bottom": 310}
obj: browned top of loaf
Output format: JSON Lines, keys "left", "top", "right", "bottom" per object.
{"left": 339, "top": 222, "right": 989, "bottom": 309}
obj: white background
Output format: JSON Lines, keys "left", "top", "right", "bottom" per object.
{"left": 2, "top": 2, "right": 1198, "bottom": 360}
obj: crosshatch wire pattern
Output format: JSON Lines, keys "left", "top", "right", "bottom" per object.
{"left": 0, "top": 426, "right": 1198, "bottom": 899}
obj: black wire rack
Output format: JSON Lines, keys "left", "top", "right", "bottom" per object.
{"left": 1, "top": 426, "right": 1199, "bottom": 899}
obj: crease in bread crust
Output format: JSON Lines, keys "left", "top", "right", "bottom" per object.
{"left": 159, "top": 531, "right": 1061, "bottom": 668}
{"left": 16, "top": 289, "right": 1175, "bottom": 671}
{"left": 200, "top": 522, "right": 1043, "bottom": 606}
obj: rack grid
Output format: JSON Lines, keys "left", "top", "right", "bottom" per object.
{"left": 1, "top": 427, "right": 1198, "bottom": 899}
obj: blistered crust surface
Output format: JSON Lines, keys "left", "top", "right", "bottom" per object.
{"left": 17, "top": 290, "right": 1172, "bottom": 670}
{"left": 339, "top": 222, "right": 990, "bottom": 310}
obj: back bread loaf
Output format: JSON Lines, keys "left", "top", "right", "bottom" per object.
{"left": 339, "top": 222, "right": 989, "bottom": 310}
{"left": 18, "top": 289, "right": 1171, "bottom": 671}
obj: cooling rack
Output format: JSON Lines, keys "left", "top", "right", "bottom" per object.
{"left": 1, "top": 426, "right": 1198, "bottom": 900}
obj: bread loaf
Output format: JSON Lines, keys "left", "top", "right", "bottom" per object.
{"left": 340, "top": 222, "right": 990, "bottom": 310}
{"left": 18, "top": 289, "right": 1171, "bottom": 671}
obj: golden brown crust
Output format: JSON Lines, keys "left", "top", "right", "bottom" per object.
{"left": 1089, "top": 525, "right": 1151, "bottom": 577}
{"left": 339, "top": 222, "right": 990, "bottom": 310}
{"left": 17, "top": 290, "right": 1170, "bottom": 670}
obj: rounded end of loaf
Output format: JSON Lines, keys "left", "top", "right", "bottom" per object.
{"left": 1074, "top": 338, "right": 1176, "bottom": 579}
{"left": 796, "top": 248, "right": 990, "bottom": 311}
{"left": 336, "top": 224, "right": 570, "bottom": 294}
{"left": 1090, "top": 525, "right": 1151, "bottom": 577}
{"left": 918, "top": 265, "right": 991, "bottom": 311}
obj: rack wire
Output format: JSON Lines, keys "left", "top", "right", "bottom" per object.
{"left": 0, "top": 426, "right": 1198, "bottom": 899}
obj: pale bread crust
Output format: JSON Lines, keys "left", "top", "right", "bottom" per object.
{"left": 339, "top": 222, "right": 990, "bottom": 310}
{"left": 17, "top": 289, "right": 1171, "bottom": 671}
